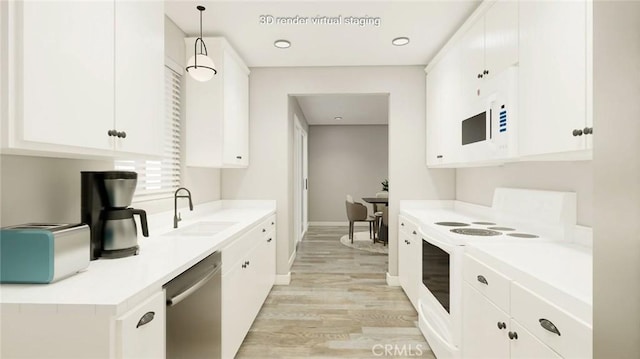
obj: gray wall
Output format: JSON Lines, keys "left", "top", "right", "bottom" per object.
{"left": 593, "top": 1, "right": 640, "bottom": 356}
{"left": 222, "top": 66, "right": 455, "bottom": 277}
{"left": 0, "top": 17, "right": 222, "bottom": 226}
{"left": 308, "top": 125, "right": 388, "bottom": 222}
{"left": 456, "top": 161, "right": 592, "bottom": 226}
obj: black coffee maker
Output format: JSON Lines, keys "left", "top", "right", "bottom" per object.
{"left": 81, "top": 171, "right": 149, "bottom": 260}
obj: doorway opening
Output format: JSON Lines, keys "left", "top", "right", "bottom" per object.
{"left": 291, "top": 93, "right": 390, "bottom": 246}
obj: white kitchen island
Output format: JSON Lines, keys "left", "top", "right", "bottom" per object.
{"left": 0, "top": 200, "right": 276, "bottom": 359}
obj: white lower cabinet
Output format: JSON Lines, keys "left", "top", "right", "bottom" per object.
{"left": 462, "top": 254, "right": 590, "bottom": 358}
{"left": 462, "top": 283, "right": 559, "bottom": 359}
{"left": 116, "top": 290, "right": 166, "bottom": 359}
{"left": 0, "top": 290, "right": 166, "bottom": 359}
{"left": 398, "top": 216, "right": 421, "bottom": 309}
{"left": 221, "top": 215, "right": 276, "bottom": 358}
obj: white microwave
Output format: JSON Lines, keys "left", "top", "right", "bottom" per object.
{"left": 460, "top": 66, "right": 518, "bottom": 162}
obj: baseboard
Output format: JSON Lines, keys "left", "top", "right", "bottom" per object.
{"left": 288, "top": 249, "right": 296, "bottom": 268}
{"left": 275, "top": 272, "right": 291, "bottom": 285}
{"left": 386, "top": 272, "right": 400, "bottom": 286}
{"left": 309, "top": 221, "right": 369, "bottom": 227}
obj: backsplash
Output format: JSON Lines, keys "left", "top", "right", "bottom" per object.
{"left": 0, "top": 154, "right": 221, "bottom": 227}
{"left": 456, "top": 161, "right": 593, "bottom": 226}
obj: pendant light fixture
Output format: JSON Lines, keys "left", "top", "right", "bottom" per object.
{"left": 186, "top": 5, "right": 217, "bottom": 82}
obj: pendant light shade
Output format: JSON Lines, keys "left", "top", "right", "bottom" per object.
{"left": 186, "top": 6, "right": 217, "bottom": 82}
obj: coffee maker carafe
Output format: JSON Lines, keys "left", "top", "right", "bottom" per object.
{"left": 81, "top": 171, "right": 149, "bottom": 259}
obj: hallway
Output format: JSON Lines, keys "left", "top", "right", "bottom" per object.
{"left": 236, "top": 226, "right": 434, "bottom": 358}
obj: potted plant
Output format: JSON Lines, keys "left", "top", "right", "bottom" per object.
{"left": 381, "top": 179, "right": 388, "bottom": 192}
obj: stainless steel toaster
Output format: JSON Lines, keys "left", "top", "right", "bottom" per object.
{"left": 0, "top": 223, "right": 90, "bottom": 283}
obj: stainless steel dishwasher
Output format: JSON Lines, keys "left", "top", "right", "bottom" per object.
{"left": 164, "top": 251, "right": 221, "bottom": 359}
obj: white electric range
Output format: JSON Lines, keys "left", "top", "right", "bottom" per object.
{"left": 400, "top": 188, "right": 579, "bottom": 359}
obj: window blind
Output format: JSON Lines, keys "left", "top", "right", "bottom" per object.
{"left": 115, "top": 66, "right": 182, "bottom": 200}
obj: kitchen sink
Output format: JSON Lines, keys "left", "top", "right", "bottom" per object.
{"left": 163, "top": 221, "right": 237, "bottom": 237}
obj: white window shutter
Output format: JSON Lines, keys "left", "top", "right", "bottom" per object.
{"left": 115, "top": 66, "right": 182, "bottom": 200}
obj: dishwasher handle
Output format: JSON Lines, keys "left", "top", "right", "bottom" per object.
{"left": 166, "top": 267, "right": 219, "bottom": 307}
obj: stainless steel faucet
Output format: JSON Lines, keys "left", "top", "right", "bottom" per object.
{"left": 174, "top": 187, "right": 194, "bottom": 228}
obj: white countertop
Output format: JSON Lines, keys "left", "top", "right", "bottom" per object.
{"left": 0, "top": 200, "right": 276, "bottom": 316}
{"left": 466, "top": 241, "right": 592, "bottom": 325}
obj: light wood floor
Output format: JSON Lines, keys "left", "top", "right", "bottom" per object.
{"left": 236, "top": 226, "right": 435, "bottom": 359}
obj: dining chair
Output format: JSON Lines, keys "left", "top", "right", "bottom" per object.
{"left": 345, "top": 195, "right": 376, "bottom": 242}
{"left": 373, "top": 191, "right": 388, "bottom": 240}
{"left": 377, "top": 206, "right": 389, "bottom": 246}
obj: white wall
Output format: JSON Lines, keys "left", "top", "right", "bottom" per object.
{"left": 222, "top": 66, "right": 455, "bottom": 277}
{"left": 456, "top": 161, "right": 593, "bottom": 226}
{"left": 308, "top": 125, "right": 388, "bottom": 222}
{"left": 593, "top": 1, "right": 640, "bottom": 356}
{"left": 0, "top": 16, "right": 222, "bottom": 226}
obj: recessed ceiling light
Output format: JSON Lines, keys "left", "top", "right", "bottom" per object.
{"left": 392, "top": 37, "right": 410, "bottom": 46}
{"left": 334, "top": 116, "right": 343, "bottom": 121}
{"left": 274, "top": 39, "right": 291, "bottom": 49}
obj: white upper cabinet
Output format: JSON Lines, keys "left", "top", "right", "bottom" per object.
{"left": 184, "top": 37, "right": 250, "bottom": 168}
{"left": 426, "top": 43, "right": 462, "bottom": 167}
{"left": 114, "top": 0, "right": 165, "bottom": 157}
{"left": 518, "top": 0, "right": 591, "bottom": 158}
{"left": 2, "top": 1, "right": 165, "bottom": 158}
{"left": 459, "top": 1, "right": 518, "bottom": 117}
{"left": 425, "top": 0, "right": 592, "bottom": 167}
{"left": 15, "top": 1, "right": 115, "bottom": 153}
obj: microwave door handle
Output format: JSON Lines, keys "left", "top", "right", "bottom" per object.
{"left": 489, "top": 106, "right": 493, "bottom": 139}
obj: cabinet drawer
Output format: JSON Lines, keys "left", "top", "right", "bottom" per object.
{"left": 398, "top": 216, "right": 419, "bottom": 237}
{"left": 511, "top": 282, "right": 592, "bottom": 359}
{"left": 222, "top": 215, "right": 275, "bottom": 273}
{"left": 463, "top": 254, "right": 511, "bottom": 312}
{"left": 116, "top": 290, "right": 166, "bottom": 359}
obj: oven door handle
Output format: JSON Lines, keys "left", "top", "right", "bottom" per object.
{"left": 477, "top": 275, "right": 489, "bottom": 285}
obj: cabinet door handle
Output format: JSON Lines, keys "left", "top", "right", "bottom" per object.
{"left": 136, "top": 311, "right": 155, "bottom": 328}
{"left": 497, "top": 322, "right": 506, "bottom": 330}
{"left": 483, "top": 69, "right": 489, "bottom": 75}
{"left": 242, "top": 263, "right": 246, "bottom": 268}
{"left": 539, "top": 318, "right": 561, "bottom": 336}
{"left": 107, "top": 129, "right": 117, "bottom": 137}
{"left": 412, "top": 230, "right": 417, "bottom": 235}
{"left": 236, "top": 155, "right": 242, "bottom": 159}
{"left": 401, "top": 223, "right": 405, "bottom": 226}
{"left": 583, "top": 127, "right": 593, "bottom": 135}
{"left": 508, "top": 331, "right": 518, "bottom": 340}
{"left": 271, "top": 222, "right": 275, "bottom": 225}
{"left": 245, "top": 260, "right": 250, "bottom": 266}
{"left": 572, "top": 129, "right": 583, "bottom": 136}
{"left": 477, "top": 275, "right": 488, "bottom": 285}
{"left": 267, "top": 238, "right": 272, "bottom": 243}
{"left": 436, "top": 155, "right": 443, "bottom": 159}
{"left": 477, "top": 73, "right": 483, "bottom": 79}
{"left": 116, "top": 131, "right": 127, "bottom": 138}
{"left": 262, "top": 228, "right": 266, "bottom": 233}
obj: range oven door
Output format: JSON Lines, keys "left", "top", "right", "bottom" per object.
{"left": 422, "top": 239, "right": 451, "bottom": 313}
{"left": 419, "top": 233, "right": 462, "bottom": 358}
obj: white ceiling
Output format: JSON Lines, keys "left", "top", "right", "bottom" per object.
{"left": 295, "top": 94, "right": 389, "bottom": 125}
{"left": 165, "top": 0, "right": 481, "bottom": 67}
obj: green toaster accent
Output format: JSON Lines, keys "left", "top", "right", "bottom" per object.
{"left": 0, "top": 229, "right": 55, "bottom": 283}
